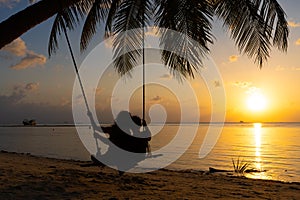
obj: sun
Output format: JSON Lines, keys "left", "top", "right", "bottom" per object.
{"left": 246, "top": 90, "right": 267, "bottom": 111}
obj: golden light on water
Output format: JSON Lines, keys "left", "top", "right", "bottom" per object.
{"left": 248, "top": 123, "right": 271, "bottom": 180}
{"left": 254, "top": 123, "right": 262, "bottom": 170}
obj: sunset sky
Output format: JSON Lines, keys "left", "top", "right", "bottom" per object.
{"left": 1, "top": 0, "right": 300, "bottom": 124}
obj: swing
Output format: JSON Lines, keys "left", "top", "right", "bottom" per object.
{"left": 62, "top": 23, "right": 156, "bottom": 170}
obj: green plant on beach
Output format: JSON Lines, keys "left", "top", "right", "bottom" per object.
{"left": 232, "top": 157, "right": 251, "bottom": 175}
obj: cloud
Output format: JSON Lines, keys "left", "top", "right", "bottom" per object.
{"left": 288, "top": 21, "right": 300, "bottom": 28}
{"left": 145, "top": 27, "right": 160, "bottom": 37}
{"left": 246, "top": 86, "right": 261, "bottom": 95}
{"left": 234, "top": 81, "right": 252, "bottom": 89}
{"left": 99, "top": 2, "right": 109, "bottom": 8}
{"left": 295, "top": 38, "right": 300, "bottom": 46}
{"left": 150, "top": 96, "right": 162, "bottom": 102}
{"left": 95, "top": 87, "right": 104, "bottom": 95}
{"left": 0, "top": 82, "right": 39, "bottom": 104}
{"left": 2, "top": 38, "right": 47, "bottom": 70}
{"left": 10, "top": 51, "right": 46, "bottom": 70}
{"left": 1, "top": 88, "right": 26, "bottom": 104}
{"left": 0, "top": 81, "right": 75, "bottom": 124}
{"left": 104, "top": 36, "right": 114, "bottom": 49}
{"left": 0, "top": 94, "right": 73, "bottom": 124}
{"left": 60, "top": 98, "right": 71, "bottom": 107}
{"left": 104, "top": 27, "right": 160, "bottom": 49}
{"left": 229, "top": 55, "right": 239, "bottom": 63}
{"left": 160, "top": 74, "right": 172, "bottom": 80}
{"left": 214, "top": 80, "right": 221, "bottom": 87}
{"left": 275, "top": 65, "right": 286, "bottom": 71}
{"left": 24, "top": 82, "right": 39, "bottom": 91}
{"left": 14, "top": 82, "right": 40, "bottom": 92}
{"left": 2, "top": 38, "right": 26, "bottom": 56}
{"left": 275, "top": 65, "right": 300, "bottom": 71}
{"left": 0, "top": 0, "right": 20, "bottom": 8}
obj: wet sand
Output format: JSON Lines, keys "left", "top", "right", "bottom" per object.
{"left": 0, "top": 151, "right": 299, "bottom": 199}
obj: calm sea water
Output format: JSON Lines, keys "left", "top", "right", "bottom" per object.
{"left": 0, "top": 123, "right": 299, "bottom": 182}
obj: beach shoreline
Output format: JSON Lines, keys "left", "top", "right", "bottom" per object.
{"left": 0, "top": 151, "right": 300, "bottom": 199}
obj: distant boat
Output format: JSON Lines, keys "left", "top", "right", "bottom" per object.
{"left": 23, "top": 119, "right": 37, "bottom": 126}
{"left": 239, "top": 121, "right": 244, "bottom": 123}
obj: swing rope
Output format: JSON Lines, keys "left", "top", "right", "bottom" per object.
{"left": 62, "top": 23, "right": 157, "bottom": 162}
{"left": 142, "top": 16, "right": 146, "bottom": 125}
{"left": 63, "top": 20, "right": 147, "bottom": 128}
{"left": 63, "top": 26, "right": 101, "bottom": 155}
{"left": 63, "top": 26, "right": 90, "bottom": 113}
{"left": 64, "top": 25, "right": 146, "bottom": 124}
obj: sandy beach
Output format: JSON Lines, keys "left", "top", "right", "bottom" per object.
{"left": 0, "top": 151, "right": 299, "bottom": 200}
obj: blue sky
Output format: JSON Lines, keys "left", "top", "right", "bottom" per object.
{"left": 1, "top": 0, "right": 300, "bottom": 124}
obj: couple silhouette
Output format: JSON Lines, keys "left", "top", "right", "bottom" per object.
{"left": 87, "top": 111, "right": 151, "bottom": 174}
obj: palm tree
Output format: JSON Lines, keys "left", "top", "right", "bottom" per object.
{"left": 0, "top": 0, "right": 83, "bottom": 49}
{"left": 55, "top": 0, "right": 289, "bottom": 78}
{"left": 1, "top": 0, "right": 289, "bottom": 79}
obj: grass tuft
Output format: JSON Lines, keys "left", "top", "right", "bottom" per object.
{"left": 232, "top": 157, "right": 250, "bottom": 175}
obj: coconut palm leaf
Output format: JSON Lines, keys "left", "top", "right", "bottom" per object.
{"left": 44, "top": 0, "right": 289, "bottom": 78}
{"left": 104, "top": 0, "right": 123, "bottom": 38}
{"left": 155, "top": 0, "right": 214, "bottom": 79}
{"left": 265, "top": 0, "right": 289, "bottom": 51}
{"left": 109, "top": 0, "right": 153, "bottom": 76}
{"left": 80, "top": 0, "right": 111, "bottom": 51}
{"left": 214, "top": 0, "right": 288, "bottom": 67}
{"left": 48, "top": 0, "right": 93, "bottom": 56}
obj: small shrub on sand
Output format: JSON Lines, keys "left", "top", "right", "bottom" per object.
{"left": 232, "top": 157, "right": 250, "bottom": 175}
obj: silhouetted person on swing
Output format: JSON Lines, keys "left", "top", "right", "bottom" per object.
{"left": 87, "top": 110, "right": 151, "bottom": 174}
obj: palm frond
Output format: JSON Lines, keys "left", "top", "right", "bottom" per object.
{"left": 48, "top": 0, "right": 93, "bottom": 56}
{"left": 112, "top": 29, "right": 142, "bottom": 77}
{"left": 80, "top": 0, "right": 111, "bottom": 51}
{"left": 159, "top": 30, "right": 203, "bottom": 80}
{"left": 110, "top": 0, "right": 152, "bottom": 76}
{"left": 265, "top": 0, "right": 289, "bottom": 51}
{"left": 155, "top": 0, "right": 214, "bottom": 79}
{"left": 214, "top": 0, "right": 289, "bottom": 67}
{"left": 46, "top": 0, "right": 288, "bottom": 80}
{"left": 114, "top": 49, "right": 141, "bottom": 76}
{"left": 105, "top": 0, "right": 123, "bottom": 38}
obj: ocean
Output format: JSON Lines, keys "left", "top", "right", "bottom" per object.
{"left": 0, "top": 122, "right": 299, "bottom": 182}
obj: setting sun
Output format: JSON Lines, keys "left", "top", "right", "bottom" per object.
{"left": 246, "top": 90, "right": 267, "bottom": 112}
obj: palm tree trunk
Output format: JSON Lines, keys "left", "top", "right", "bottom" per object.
{"left": 0, "top": 0, "right": 81, "bottom": 49}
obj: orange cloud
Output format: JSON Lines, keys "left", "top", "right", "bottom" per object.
{"left": 95, "top": 87, "right": 104, "bottom": 95}
{"left": 145, "top": 27, "right": 160, "bottom": 37}
{"left": 150, "top": 95, "right": 162, "bottom": 102}
{"left": 2, "top": 38, "right": 26, "bottom": 56}
{"left": 288, "top": 21, "right": 300, "bottom": 28}
{"left": 104, "top": 36, "right": 114, "bottom": 49}
{"left": 25, "top": 82, "right": 39, "bottom": 91}
{"left": 295, "top": 38, "right": 300, "bottom": 46}
{"left": 10, "top": 51, "right": 46, "bottom": 70}
{"left": 214, "top": 80, "right": 221, "bottom": 87}
{"left": 160, "top": 74, "right": 172, "bottom": 80}
{"left": 233, "top": 81, "right": 252, "bottom": 88}
{"left": 229, "top": 55, "right": 239, "bottom": 63}
{"left": 61, "top": 98, "right": 71, "bottom": 107}
{"left": 2, "top": 38, "right": 47, "bottom": 70}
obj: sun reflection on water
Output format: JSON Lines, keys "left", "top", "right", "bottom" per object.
{"left": 246, "top": 122, "right": 272, "bottom": 180}
{"left": 254, "top": 123, "right": 262, "bottom": 170}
